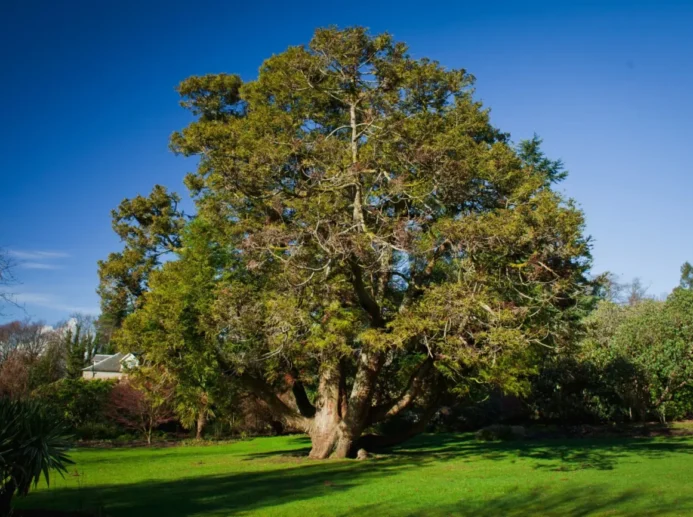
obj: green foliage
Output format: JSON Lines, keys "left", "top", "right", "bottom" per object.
{"left": 107, "top": 27, "right": 593, "bottom": 452}
{"left": 33, "top": 378, "right": 115, "bottom": 429}
{"left": 116, "top": 219, "right": 232, "bottom": 437}
{"left": 97, "top": 185, "right": 185, "bottom": 335}
{"left": 59, "top": 315, "right": 104, "bottom": 380}
{"left": 0, "top": 398, "right": 73, "bottom": 515}
{"left": 74, "top": 422, "right": 122, "bottom": 441}
{"left": 531, "top": 291, "right": 693, "bottom": 425}
{"left": 27, "top": 343, "right": 65, "bottom": 390}
{"left": 64, "top": 329, "right": 85, "bottom": 379}
{"left": 107, "top": 373, "right": 176, "bottom": 445}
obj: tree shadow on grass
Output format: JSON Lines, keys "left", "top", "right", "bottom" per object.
{"left": 381, "top": 432, "right": 693, "bottom": 471}
{"left": 17, "top": 433, "right": 693, "bottom": 516}
{"left": 19, "top": 458, "right": 418, "bottom": 516}
{"left": 19, "top": 470, "right": 693, "bottom": 517}
{"left": 335, "top": 486, "right": 693, "bottom": 516}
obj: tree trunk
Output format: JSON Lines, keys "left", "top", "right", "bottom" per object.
{"left": 333, "top": 431, "right": 355, "bottom": 459}
{"left": 196, "top": 411, "right": 207, "bottom": 440}
{"left": 309, "top": 425, "right": 339, "bottom": 459}
{"left": 235, "top": 351, "right": 433, "bottom": 460}
{"left": 311, "top": 351, "right": 381, "bottom": 459}
{"left": 330, "top": 351, "right": 384, "bottom": 458}
{"left": 0, "top": 479, "right": 16, "bottom": 517}
{"left": 308, "top": 365, "right": 342, "bottom": 459}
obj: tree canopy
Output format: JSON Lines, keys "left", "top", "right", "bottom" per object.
{"left": 104, "top": 26, "right": 593, "bottom": 458}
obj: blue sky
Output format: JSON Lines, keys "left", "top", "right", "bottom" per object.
{"left": 1, "top": 0, "right": 692, "bottom": 324}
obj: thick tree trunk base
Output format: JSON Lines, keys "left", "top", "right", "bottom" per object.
{"left": 309, "top": 432, "right": 338, "bottom": 459}
{"left": 308, "top": 413, "right": 432, "bottom": 459}
{"left": 333, "top": 435, "right": 353, "bottom": 459}
{"left": 308, "top": 429, "right": 422, "bottom": 459}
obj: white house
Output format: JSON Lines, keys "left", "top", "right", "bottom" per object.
{"left": 82, "top": 353, "right": 138, "bottom": 380}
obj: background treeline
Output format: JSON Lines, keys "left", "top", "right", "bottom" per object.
{"left": 440, "top": 270, "right": 693, "bottom": 430}
{"left": 3, "top": 267, "right": 693, "bottom": 442}
{"left": 0, "top": 316, "right": 290, "bottom": 442}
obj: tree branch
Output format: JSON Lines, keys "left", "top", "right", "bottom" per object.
{"left": 369, "top": 356, "right": 434, "bottom": 424}
{"left": 216, "top": 351, "right": 312, "bottom": 431}
{"left": 291, "top": 379, "right": 317, "bottom": 418}
{"left": 350, "top": 260, "right": 384, "bottom": 327}
{"left": 355, "top": 380, "right": 442, "bottom": 453}
{"left": 240, "top": 373, "right": 312, "bottom": 432}
{"left": 340, "top": 350, "right": 385, "bottom": 437}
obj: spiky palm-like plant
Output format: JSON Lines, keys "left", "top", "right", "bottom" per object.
{"left": 0, "top": 398, "right": 73, "bottom": 516}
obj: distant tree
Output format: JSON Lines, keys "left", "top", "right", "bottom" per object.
{"left": 0, "top": 352, "right": 30, "bottom": 399}
{"left": 115, "top": 218, "right": 228, "bottom": 441}
{"left": 582, "top": 290, "right": 693, "bottom": 423}
{"left": 680, "top": 262, "right": 693, "bottom": 290}
{"left": 592, "top": 272, "right": 627, "bottom": 304}
{"left": 108, "top": 27, "right": 593, "bottom": 458}
{"left": 0, "top": 320, "right": 50, "bottom": 365}
{"left": 28, "top": 336, "right": 66, "bottom": 387}
{"left": 626, "top": 278, "right": 649, "bottom": 306}
{"left": 107, "top": 371, "right": 175, "bottom": 445}
{"left": 0, "top": 249, "right": 16, "bottom": 316}
{"left": 62, "top": 314, "right": 101, "bottom": 379}
{"left": 97, "top": 186, "right": 185, "bottom": 342}
{"left": 0, "top": 320, "right": 56, "bottom": 398}
{"left": 579, "top": 300, "right": 649, "bottom": 421}
{"left": 175, "top": 387, "right": 214, "bottom": 440}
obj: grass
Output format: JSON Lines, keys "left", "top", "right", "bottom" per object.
{"left": 15, "top": 432, "right": 693, "bottom": 516}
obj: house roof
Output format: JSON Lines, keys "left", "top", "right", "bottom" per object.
{"left": 83, "top": 353, "right": 128, "bottom": 373}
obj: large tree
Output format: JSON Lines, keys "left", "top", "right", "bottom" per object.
{"left": 108, "top": 27, "right": 592, "bottom": 458}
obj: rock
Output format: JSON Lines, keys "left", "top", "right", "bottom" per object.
{"left": 356, "top": 448, "right": 369, "bottom": 460}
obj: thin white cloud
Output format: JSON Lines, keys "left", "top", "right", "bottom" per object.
{"left": 13, "top": 293, "right": 52, "bottom": 304}
{"left": 19, "top": 262, "right": 62, "bottom": 270}
{"left": 7, "top": 250, "right": 69, "bottom": 273}
{"left": 8, "top": 250, "right": 70, "bottom": 260}
{"left": 14, "top": 293, "right": 99, "bottom": 315}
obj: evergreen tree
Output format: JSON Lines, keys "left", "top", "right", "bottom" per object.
{"left": 107, "top": 27, "right": 593, "bottom": 458}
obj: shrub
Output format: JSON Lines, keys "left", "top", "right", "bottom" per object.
{"left": 33, "top": 378, "right": 115, "bottom": 429}
{"left": 75, "top": 422, "right": 121, "bottom": 441}
{"left": 107, "top": 378, "right": 175, "bottom": 445}
{"left": 0, "top": 397, "right": 73, "bottom": 516}
{"left": 475, "top": 424, "right": 525, "bottom": 441}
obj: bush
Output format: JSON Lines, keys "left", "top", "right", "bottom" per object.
{"left": 115, "top": 434, "right": 135, "bottom": 444}
{"left": 33, "top": 378, "right": 115, "bottom": 429}
{"left": 75, "top": 422, "right": 121, "bottom": 441}
{"left": 475, "top": 424, "right": 525, "bottom": 441}
{"left": 0, "top": 397, "right": 73, "bottom": 516}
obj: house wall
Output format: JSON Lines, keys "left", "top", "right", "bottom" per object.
{"left": 82, "top": 371, "right": 125, "bottom": 381}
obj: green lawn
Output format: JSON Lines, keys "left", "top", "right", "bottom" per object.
{"left": 15, "top": 432, "right": 693, "bottom": 516}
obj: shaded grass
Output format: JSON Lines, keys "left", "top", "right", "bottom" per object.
{"left": 15, "top": 433, "right": 693, "bottom": 516}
